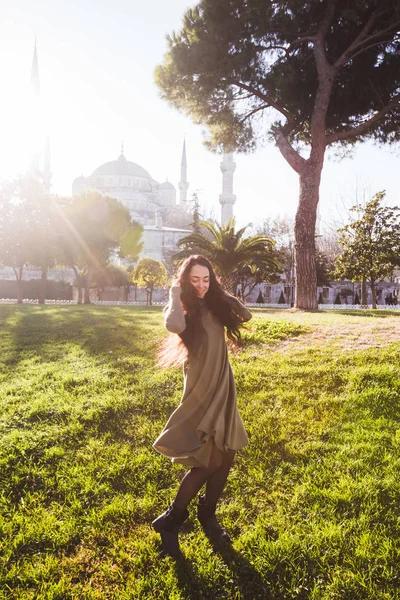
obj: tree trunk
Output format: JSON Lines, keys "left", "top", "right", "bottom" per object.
{"left": 77, "top": 287, "right": 83, "bottom": 305}
{"left": 295, "top": 164, "right": 323, "bottom": 310}
{"left": 221, "top": 274, "right": 236, "bottom": 295}
{"left": 361, "top": 277, "right": 368, "bottom": 306}
{"left": 13, "top": 266, "right": 24, "bottom": 304}
{"left": 39, "top": 264, "right": 48, "bottom": 304}
{"left": 371, "top": 280, "right": 377, "bottom": 309}
{"left": 84, "top": 268, "right": 91, "bottom": 304}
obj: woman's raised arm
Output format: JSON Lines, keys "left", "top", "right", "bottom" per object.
{"left": 164, "top": 285, "right": 186, "bottom": 334}
{"left": 223, "top": 291, "right": 252, "bottom": 322}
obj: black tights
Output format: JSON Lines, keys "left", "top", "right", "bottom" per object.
{"left": 174, "top": 446, "right": 235, "bottom": 510}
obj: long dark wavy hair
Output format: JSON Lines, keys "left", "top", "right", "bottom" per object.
{"left": 158, "top": 255, "right": 247, "bottom": 367}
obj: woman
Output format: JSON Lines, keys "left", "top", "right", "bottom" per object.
{"left": 152, "top": 255, "right": 252, "bottom": 558}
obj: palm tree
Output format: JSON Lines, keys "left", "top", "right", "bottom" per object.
{"left": 174, "top": 218, "right": 280, "bottom": 293}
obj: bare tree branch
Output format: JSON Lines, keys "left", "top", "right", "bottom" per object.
{"left": 274, "top": 127, "right": 306, "bottom": 174}
{"left": 334, "top": 9, "right": 398, "bottom": 68}
{"left": 309, "top": 1, "right": 337, "bottom": 155}
{"left": 318, "top": 0, "right": 338, "bottom": 42}
{"left": 239, "top": 104, "right": 271, "bottom": 123}
{"left": 313, "top": 0, "right": 337, "bottom": 74}
{"left": 326, "top": 94, "right": 400, "bottom": 144}
{"left": 232, "top": 80, "right": 297, "bottom": 124}
{"left": 341, "top": 35, "right": 400, "bottom": 67}
{"left": 287, "top": 35, "right": 316, "bottom": 52}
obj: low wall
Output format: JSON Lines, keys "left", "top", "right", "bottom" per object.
{"left": 0, "top": 299, "right": 399, "bottom": 310}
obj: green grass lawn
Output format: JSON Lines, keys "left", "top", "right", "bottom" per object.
{"left": 0, "top": 305, "right": 399, "bottom": 600}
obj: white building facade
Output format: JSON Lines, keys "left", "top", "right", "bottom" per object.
{"left": 72, "top": 145, "right": 191, "bottom": 263}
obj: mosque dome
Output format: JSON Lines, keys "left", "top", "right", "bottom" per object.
{"left": 91, "top": 152, "right": 152, "bottom": 179}
{"left": 159, "top": 180, "right": 175, "bottom": 190}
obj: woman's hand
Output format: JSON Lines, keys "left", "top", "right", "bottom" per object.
{"left": 170, "top": 280, "right": 182, "bottom": 299}
{"left": 171, "top": 279, "right": 181, "bottom": 291}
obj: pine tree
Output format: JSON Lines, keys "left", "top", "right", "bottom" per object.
{"left": 156, "top": 1, "right": 400, "bottom": 309}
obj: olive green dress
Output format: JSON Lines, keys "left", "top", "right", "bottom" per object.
{"left": 153, "top": 286, "right": 252, "bottom": 468}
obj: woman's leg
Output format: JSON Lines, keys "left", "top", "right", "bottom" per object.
{"left": 204, "top": 449, "right": 235, "bottom": 505}
{"left": 196, "top": 449, "right": 235, "bottom": 542}
{"left": 173, "top": 445, "right": 223, "bottom": 509}
{"left": 152, "top": 445, "right": 223, "bottom": 557}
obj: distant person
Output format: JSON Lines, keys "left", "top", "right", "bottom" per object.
{"left": 152, "top": 254, "right": 252, "bottom": 558}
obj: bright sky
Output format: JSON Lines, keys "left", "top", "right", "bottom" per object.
{"left": 0, "top": 0, "right": 399, "bottom": 232}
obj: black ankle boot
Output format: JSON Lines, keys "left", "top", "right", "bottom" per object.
{"left": 152, "top": 503, "right": 189, "bottom": 558}
{"left": 197, "top": 495, "right": 231, "bottom": 543}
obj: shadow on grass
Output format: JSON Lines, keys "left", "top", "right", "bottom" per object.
{"left": 172, "top": 542, "right": 271, "bottom": 600}
{"left": 212, "top": 543, "right": 272, "bottom": 600}
{"left": 1, "top": 304, "right": 163, "bottom": 369}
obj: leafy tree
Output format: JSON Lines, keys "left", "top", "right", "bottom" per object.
{"left": 57, "top": 192, "right": 142, "bottom": 304}
{"left": 174, "top": 217, "right": 280, "bottom": 293}
{"left": 334, "top": 292, "right": 341, "bottom": 305}
{"left": 0, "top": 176, "right": 51, "bottom": 303}
{"left": 317, "top": 230, "right": 341, "bottom": 273}
{"left": 156, "top": 0, "right": 400, "bottom": 309}
{"left": 278, "top": 291, "right": 286, "bottom": 304}
{"left": 334, "top": 191, "right": 400, "bottom": 308}
{"left": 316, "top": 251, "right": 332, "bottom": 287}
{"left": 119, "top": 226, "right": 144, "bottom": 264}
{"left": 236, "top": 263, "right": 280, "bottom": 301}
{"left": 131, "top": 258, "right": 168, "bottom": 305}
{"left": 340, "top": 287, "right": 354, "bottom": 304}
{"left": 190, "top": 191, "right": 203, "bottom": 233}
{"left": 91, "top": 265, "right": 130, "bottom": 301}
{"left": 27, "top": 185, "right": 62, "bottom": 304}
{"left": 256, "top": 215, "right": 294, "bottom": 289}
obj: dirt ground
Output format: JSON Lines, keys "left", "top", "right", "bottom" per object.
{"left": 264, "top": 311, "right": 400, "bottom": 352}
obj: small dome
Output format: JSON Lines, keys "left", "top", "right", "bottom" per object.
{"left": 73, "top": 175, "right": 86, "bottom": 183}
{"left": 91, "top": 153, "right": 152, "bottom": 179}
{"left": 159, "top": 180, "right": 175, "bottom": 190}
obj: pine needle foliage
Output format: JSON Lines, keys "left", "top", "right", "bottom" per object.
{"left": 155, "top": 0, "right": 400, "bottom": 309}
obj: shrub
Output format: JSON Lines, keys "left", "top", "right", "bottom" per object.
{"left": 256, "top": 291, "right": 265, "bottom": 303}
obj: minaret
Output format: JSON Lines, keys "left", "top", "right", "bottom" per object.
{"left": 30, "top": 39, "right": 41, "bottom": 174}
{"left": 219, "top": 152, "right": 236, "bottom": 224}
{"left": 43, "top": 136, "right": 52, "bottom": 191}
{"left": 29, "top": 38, "right": 51, "bottom": 189}
{"left": 30, "top": 38, "right": 40, "bottom": 97}
{"left": 178, "top": 139, "right": 189, "bottom": 208}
